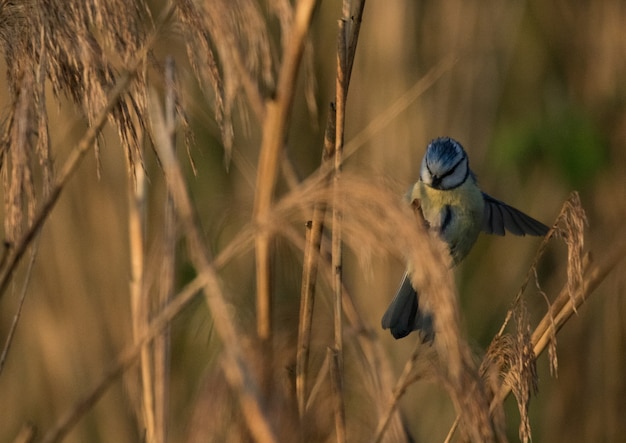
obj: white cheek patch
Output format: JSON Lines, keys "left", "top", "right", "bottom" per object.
{"left": 421, "top": 169, "right": 432, "bottom": 185}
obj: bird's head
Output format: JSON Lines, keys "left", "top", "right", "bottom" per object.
{"left": 420, "top": 137, "right": 470, "bottom": 190}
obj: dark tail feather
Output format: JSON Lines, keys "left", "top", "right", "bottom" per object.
{"left": 381, "top": 274, "right": 433, "bottom": 341}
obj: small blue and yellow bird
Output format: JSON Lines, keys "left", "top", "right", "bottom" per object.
{"left": 382, "top": 137, "right": 549, "bottom": 340}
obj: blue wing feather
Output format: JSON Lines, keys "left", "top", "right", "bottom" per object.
{"left": 481, "top": 192, "right": 549, "bottom": 236}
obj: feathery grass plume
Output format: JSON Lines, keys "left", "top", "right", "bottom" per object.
{"left": 0, "top": 1, "right": 50, "bottom": 244}
{"left": 0, "top": 0, "right": 150, "bottom": 236}
{"left": 493, "top": 192, "right": 586, "bottom": 378}
{"left": 520, "top": 192, "right": 587, "bottom": 376}
{"left": 1, "top": 70, "right": 37, "bottom": 245}
{"left": 482, "top": 301, "right": 538, "bottom": 443}
{"left": 175, "top": 0, "right": 280, "bottom": 163}
{"left": 535, "top": 192, "right": 587, "bottom": 376}
{"left": 556, "top": 193, "right": 587, "bottom": 312}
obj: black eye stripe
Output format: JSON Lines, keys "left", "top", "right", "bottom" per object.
{"left": 426, "top": 161, "right": 433, "bottom": 177}
{"left": 439, "top": 155, "right": 466, "bottom": 180}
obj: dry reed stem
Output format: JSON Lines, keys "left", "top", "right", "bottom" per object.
{"left": 253, "top": 0, "right": 321, "bottom": 349}
{"left": 39, "top": 197, "right": 268, "bottom": 442}
{"left": 372, "top": 338, "right": 423, "bottom": 443}
{"left": 0, "top": 239, "right": 38, "bottom": 376}
{"left": 129, "top": 56, "right": 177, "bottom": 443}
{"left": 329, "top": 347, "right": 347, "bottom": 443}
{"left": 533, "top": 239, "right": 626, "bottom": 354}
{"left": 127, "top": 100, "right": 154, "bottom": 442}
{"left": 296, "top": 203, "right": 327, "bottom": 416}
{"left": 328, "top": 13, "right": 348, "bottom": 440}
{"left": 149, "top": 91, "right": 278, "bottom": 443}
{"left": 152, "top": 56, "right": 177, "bottom": 443}
{"left": 296, "top": 99, "right": 337, "bottom": 414}
{"left": 305, "top": 346, "right": 331, "bottom": 413}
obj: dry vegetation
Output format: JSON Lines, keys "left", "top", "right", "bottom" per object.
{"left": 0, "top": 1, "right": 625, "bottom": 442}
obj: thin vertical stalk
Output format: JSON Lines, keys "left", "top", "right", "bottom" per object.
{"left": 253, "top": 0, "right": 321, "bottom": 348}
{"left": 153, "top": 55, "right": 177, "bottom": 443}
{"left": 328, "top": 347, "right": 347, "bottom": 443}
{"left": 332, "top": 37, "right": 345, "bottom": 353}
{"left": 329, "top": 9, "right": 349, "bottom": 442}
{"left": 332, "top": 16, "right": 347, "bottom": 359}
{"left": 372, "top": 340, "right": 422, "bottom": 443}
{"left": 295, "top": 103, "right": 336, "bottom": 418}
{"left": 295, "top": 206, "right": 324, "bottom": 415}
{"left": 0, "top": 240, "right": 39, "bottom": 376}
{"left": 127, "top": 119, "right": 155, "bottom": 442}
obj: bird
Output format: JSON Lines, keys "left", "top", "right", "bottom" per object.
{"left": 381, "top": 137, "right": 549, "bottom": 340}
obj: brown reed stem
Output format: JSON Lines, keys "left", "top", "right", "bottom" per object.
{"left": 329, "top": 347, "right": 347, "bottom": 443}
{"left": 0, "top": 239, "right": 38, "bottom": 376}
{"left": 296, "top": 204, "right": 327, "bottom": 415}
{"left": 253, "top": 0, "right": 321, "bottom": 349}
{"left": 332, "top": 10, "right": 348, "bottom": 378}
{"left": 372, "top": 339, "right": 423, "bottom": 443}
{"left": 128, "top": 127, "right": 155, "bottom": 442}
{"left": 295, "top": 97, "right": 337, "bottom": 417}
{"left": 153, "top": 55, "right": 177, "bottom": 443}
{"left": 328, "top": 13, "right": 348, "bottom": 441}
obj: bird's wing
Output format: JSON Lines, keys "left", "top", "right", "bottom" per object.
{"left": 482, "top": 192, "right": 550, "bottom": 236}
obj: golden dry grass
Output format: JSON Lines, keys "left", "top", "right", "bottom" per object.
{"left": 0, "top": 1, "right": 624, "bottom": 443}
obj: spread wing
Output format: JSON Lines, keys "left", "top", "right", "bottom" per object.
{"left": 482, "top": 192, "right": 549, "bottom": 236}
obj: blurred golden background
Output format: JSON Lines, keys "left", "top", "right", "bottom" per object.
{"left": 0, "top": 1, "right": 624, "bottom": 442}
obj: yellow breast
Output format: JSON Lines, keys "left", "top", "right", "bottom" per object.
{"left": 411, "top": 178, "right": 484, "bottom": 264}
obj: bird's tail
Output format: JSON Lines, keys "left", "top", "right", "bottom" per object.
{"left": 381, "top": 273, "right": 433, "bottom": 341}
